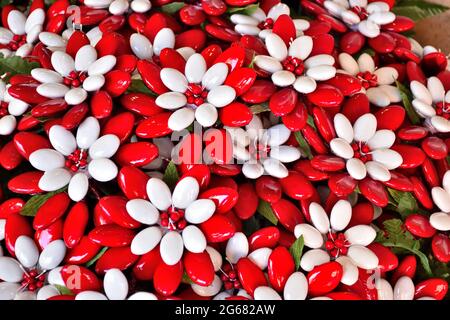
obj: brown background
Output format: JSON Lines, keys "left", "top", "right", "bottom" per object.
{"left": 414, "top": 0, "right": 450, "bottom": 53}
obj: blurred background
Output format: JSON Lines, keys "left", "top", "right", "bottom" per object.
{"left": 415, "top": 0, "right": 450, "bottom": 53}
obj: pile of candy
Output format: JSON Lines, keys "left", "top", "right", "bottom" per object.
{"left": 0, "top": 0, "right": 449, "bottom": 300}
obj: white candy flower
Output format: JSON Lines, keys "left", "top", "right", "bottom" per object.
{"left": 0, "top": 9, "right": 45, "bottom": 57}
{"left": 155, "top": 53, "right": 237, "bottom": 131}
{"left": 231, "top": 3, "right": 309, "bottom": 39}
{"left": 330, "top": 113, "right": 403, "bottom": 182}
{"left": 31, "top": 44, "right": 116, "bottom": 105}
{"left": 29, "top": 117, "right": 120, "bottom": 201}
{"left": 339, "top": 52, "right": 401, "bottom": 107}
{"left": 129, "top": 176, "right": 216, "bottom": 266}
{"left": 430, "top": 170, "right": 450, "bottom": 231}
{"left": 323, "top": 0, "right": 396, "bottom": 38}
{"left": 294, "top": 200, "right": 379, "bottom": 285}
{"left": 226, "top": 115, "right": 301, "bottom": 179}
{"left": 254, "top": 33, "right": 336, "bottom": 93}
{"left": 0, "top": 236, "right": 66, "bottom": 300}
{"left": 410, "top": 77, "right": 450, "bottom": 133}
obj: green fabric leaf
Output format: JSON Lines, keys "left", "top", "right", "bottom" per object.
{"left": 54, "top": 284, "right": 74, "bottom": 296}
{"left": 181, "top": 271, "right": 194, "bottom": 284}
{"left": 376, "top": 219, "right": 432, "bottom": 276}
{"left": 393, "top": 0, "right": 449, "bottom": 21}
{"left": 85, "top": 247, "right": 109, "bottom": 268}
{"left": 160, "top": 2, "right": 185, "bottom": 15}
{"left": 20, "top": 188, "right": 67, "bottom": 217}
{"left": 163, "top": 161, "right": 179, "bottom": 190}
{"left": 0, "top": 54, "right": 40, "bottom": 81}
{"left": 250, "top": 103, "right": 270, "bottom": 114}
{"left": 0, "top": 0, "right": 12, "bottom": 8}
{"left": 227, "top": 3, "right": 259, "bottom": 15}
{"left": 294, "top": 131, "right": 313, "bottom": 160}
{"left": 289, "top": 235, "right": 304, "bottom": 271}
{"left": 387, "top": 188, "right": 419, "bottom": 218}
{"left": 257, "top": 200, "right": 278, "bottom": 225}
{"left": 396, "top": 81, "right": 421, "bottom": 125}
{"left": 127, "top": 79, "right": 156, "bottom": 95}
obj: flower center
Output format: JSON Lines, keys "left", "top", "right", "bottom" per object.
{"left": 221, "top": 263, "right": 241, "bottom": 290}
{"left": 160, "top": 207, "right": 187, "bottom": 231}
{"left": 185, "top": 83, "right": 208, "bottom": 107}
{"left": 7, "top": 34, "right": 27, "bottom": 51}
{"left": 350, "top": 6, "right": 369, "bottom": 20}
{"left": 65, "top": 149, "right": 88, "bottom": 172}
{"left": 63, "top": 71, "right": 87, "bottom": 88}
{"left": 21, "top": 269, "right": 45, "bottom": 292}
{"left": 325, "top": 232, "right": 350, "bottom": 258}
{"left": 0, "top": 101, "right": 9, "bottom": 116}
{"left": 356, "top": 71, "right": 378, "bottom": 89}
{"left": 351, "top": 141, "right": 372, "bottom": 163}
{"left": 436, "top": 101, "right": 450, "bottom": 119}
{"left": 249, "top": 142, "right": 271, "bottom": 160}
{"left": 258, "top": 18, "right": 274, "bottom": 30}
{"left": 281, "top": 56, "right": 305, "bottom": 76}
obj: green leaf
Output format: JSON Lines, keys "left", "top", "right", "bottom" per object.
{"left": 387, "top": 188, "right": 419, "bottom": 218}
{"left": 392, "top": 0, "right": 449, "bottom": 21}
{"left": 20, "top": 188, "right": 67, "bottom": 217}
{"left": 257, "top": 200, "right": 278, "bottom": 225}
{"left": 54, "top": 284, "right": 74, "bottom": 296}
{"left": 289, "top": 235, "right": 304, "bottom": 271}
{"left": 396, "top": 81, "right": 421, "bottom": 125}
{"left": 127, "top": 79, "right": 156, "bottom": 95}
{"left": 250, "top": 103, "right": 270, "bottom": 114}
{"left": 86, "top": 247, "right": 109, "bottom": 268}
{"left": 376, "top": 219, "right": 432, "bottom": 276}
{"left": 242, "top": 215, "right": 261, "bottom": 236}
{"left": 160, "top": 2, "right": 185, "bottom": 15}
{"left": 181, "top": 271, "right": 193, "bottom": 284}
{"left": 0, "top": 0, "right": 12, "bottom": 8}
{"left": 306, "top": 115, "right": 316, "bottom": 129}
{"left": 0, "top": 54, "right": 40, "bottom": 80}
{"left": 294, "top": 131, "right": 313, "bottom": 160}
{"left": 227, "top": 3, "right": 259, "bottom": 15}
{"left": 163, "top": 161, "right": 179, "bottom": 190}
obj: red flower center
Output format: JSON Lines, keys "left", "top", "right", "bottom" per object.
{"left": 21, "top": 269, "right": 45, "bottom": 292}
{"left": 221, "top": 263, "right": 242, "bottom": 290}
{"left": 282, "top": 56, "right": 305, "bottom": 76}
{"left": 357, "top": 71, "right": 378, "bottom": 89}
{"left": 258, "top": 17, "right": 274, "bottom": 30}
{"left": 63, "top": 71, "right": 87, "bottom": 88}
{"left": 185, "top": 83, "right": 208, "bottom": 107}
{"left": 160, "top": 207, "right": 187, "bottom": 231}
{"left": 0, "top": 101, "right": 9, "bottom": 116}
{"left": 351, "top": 141, "right": 372, "bottom": 163}
{"left": 436, "top": 101, "right": 450, "bottom": 119}
{"left": 7, "top": 34, "right": 27, "bottom": 51}
{"left": 350, "top": 6, "right": 369, "bottom": 20}
{"left": 65, "top": 149, "right": 88, "bottom": 172}
{"left": 325, "top": 232, "right": 350, "bottom": 258}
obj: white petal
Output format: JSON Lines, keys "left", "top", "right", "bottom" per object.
{"left": 195, "top": 103, "right": 218, "bottom": 127}
{"left": 88, "top": 55, "right": 116, "bottom": 76}
{"left": 366, "top": 161, "right": 391, "bottom": 182}
{"left": 0, "top": 257, "right": 24, "bottom": 282}
{"left": 207, "top": 85, "right": 236, "bottom": 108}
{"left": 288, "top": 36, "right": 313, "bottom": 60}
{"left": 309, "top": 202, "right": 330, "bottom": 234}
{"left": 330, "top": 138, "right": 354, "bottom": 159}
{"left": 49, "top": 125, "right": 76, "bottom": 156}
{"left": 338, "top": 53, "right": 359, "bottom": 75}
{"left": 172, "top": 177, "right": 199, "bottom": 209}
{"left": 160, "top": 231, "right": 184, "bottom": 265}
{"left": 37, "top": 83, "right": 69, "bottom": 98}
{"left": 64, "top": 88, "right": 88, "bottom": 105}
{"left": 225, "top": 232, "right": 249, "bottom": 264}
{"left": 353, "top": 113, "right": 377, "bottom": 142}
{"left": 266, "top": 33, "right": 288, "bottom": 61}
{"left": 38, "top": 240, "right": 66, "bottom": 270}
{"left": 76, "top": 117, "right": 100, "bottom": 149}
{"left": 371, "top": 149, "right": 403, "bottom": 170}
{"left": 168, "top": 108, "right": 195, "bottom": 131}
{"left": 254, "top": 55, "right": 283, "bottom": 74}
{"left": 147, "top": 178, "right": 172, "bottom": 211}
{"left": 130, "top": 33, "right": 153, "bottom": 60}
{"left": 374, "top": 67, "right": 398, "bottom": 85}
{"left": 336, "top": 256, "right": 358, "bottom": 285}
{"left": 75, "top": 45, "right": 97, "bottom": 72}
{"left": 347, "top": 245, "right": 379, "bottom": 269}
{"left": 104, "top": 269, "right": 128, "bottom": 300}
{"left": 367, "top": 129, "right": 395, "bottom": 150}
{"left": 254, "top": 286, "right": 282, "bottom": 300}
{"left": 51, "top": 51, "right": 75, "bottom": 77}
{"left": 300, "top": 249, "right": 330, "bottom": 272}
{"left": 29, "top": 149, "right": 65, "bottom": 171}
{"left": 182, "top": 225, "right": 207, "bottom": 253}
{"left": 185, "top": 199, "right": 216, "bottom": 224}
{"left": 126, "top": 199, "right": 159, "bottom": 225}
{"left": 39, "top": 168, "right": 72, "bottom": 191}
{"left": 155, "top": 92, "right": 187, "bottom": 109}
{"left": 88, "top": 158, "right": 118, "bottom": 182}
{"left": 131, "top": 226, "right": 162, "bottom": 255}
{"left": 7, "top": 10, "right": 26, "bottom": 35}
{"left": 88, "top": 134, "right": 120, "bottom": 159}
{"left": 330, "top": 200, "right": 352, "bottom": 231}
{"left": 346, "top": 158, "right": 367, "bottom": 180}
{"left": 294, "top": 224, "right": 323, "bottom": 249}
{"left": 284, "top": 272, "right": 308, "bottom": 300}
{"left": 357, "top": 53, "right": 375, "bottom": 73}
{"left": 262, "top": 158, "right": 288, "bottom": 178}
{"left": 185, "top": 53, "right": 207, "bottom": 84}
{"left": 68, "top": 172, "right": 89, "bottom": 202}
{"left": 393, "top": 276, "right": 415, "bottom": 300}
{"left": 160, "top": 68, "right": 188, "bottom": 93}
{"left": 345, "top": 225, "right": 377, "bottom": 246}
{"left": 293, "top": 76, "right": 316, "bottom": 93}
{"left": 15, "top": 236, "right": 39, "bottom": 268}
{"left": 153, "top": 28, "right": 175, "bottom": 56}
{"left": 202, "top": 63, "right": 229, "bottom": 90}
